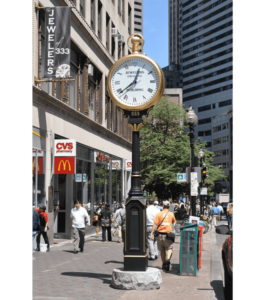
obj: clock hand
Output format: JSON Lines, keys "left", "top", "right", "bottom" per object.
{"left": 119, "top": 81, "right": 134, "bottom": 94}
{"left": 119, "top": 80, "right": 141, "bottom": 98}
{"left": 134, "top": 68, "right": 140, "bottom": 84}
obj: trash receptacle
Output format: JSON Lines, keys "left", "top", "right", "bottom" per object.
{"left": 179, "top": 223, "right": 198, "bottom": 276}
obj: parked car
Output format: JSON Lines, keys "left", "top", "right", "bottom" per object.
{"left": 222, "top": 232, "right": 233, "bottom": 300}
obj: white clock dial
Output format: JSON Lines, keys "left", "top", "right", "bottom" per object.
{"left": 110, "top": 58, "right": 159, "bottom": 107}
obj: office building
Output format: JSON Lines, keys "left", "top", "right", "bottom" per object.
{"left": 32, "top": 0, "right": 138, "bottom": 242}
{"left": 169, "top": 0, "right": 181, "bottom": 64}
{"left": 162, "top": 63, "right": 181, "bottom": 88}
{"left": 168, "top": 0, "right": 233, "bottom": 194}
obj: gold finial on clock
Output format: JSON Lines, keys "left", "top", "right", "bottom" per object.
{"left": 127, "top": 33, "right": 145, "bottom": 54}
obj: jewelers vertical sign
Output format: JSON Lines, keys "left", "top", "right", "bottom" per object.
{"left": 44, "top": 7, "right": 71, "bottom": 78}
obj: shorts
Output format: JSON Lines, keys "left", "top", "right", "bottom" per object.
{"left": 156, "top": 234, "right": 173, "bottom": 252}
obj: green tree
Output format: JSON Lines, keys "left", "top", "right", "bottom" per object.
{"left": 140, "top": 95, "right": 226, "bottom": 199}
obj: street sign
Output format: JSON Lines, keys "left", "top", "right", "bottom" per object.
{"left": 200, "top": 187, "right": 207, "bottom": 195}
{"left": 191, "top": 182, "right": 198, "bottom": 196}
{"left": 177, "top": 173, "right": 186, "bottom": 182}
{"left": 83, "top": 174, "right": 87, "bottom": 182}
{"left": 75, "top": 174, "right": 82, "bottom": 182}
{"left": 191, "top": 172, "right": 198, "bottom": 182}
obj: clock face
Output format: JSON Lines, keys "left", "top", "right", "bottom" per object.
{"left": 110, "top": 57, "right": 159, "bottom": 108}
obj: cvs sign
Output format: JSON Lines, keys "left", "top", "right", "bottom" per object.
{"left": 54, "top": 139, "right": 76, "bottom": 157}
{"left": 54, "top": 157, "right": 75, "bottom": 174}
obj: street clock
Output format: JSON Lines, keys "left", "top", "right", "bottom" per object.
{"left": 107, "top": 34, "right": 165, "bottom": 111}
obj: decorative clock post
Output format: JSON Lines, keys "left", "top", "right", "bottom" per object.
{"left": 107, "top": 34, "right": 165, "bottom": 276}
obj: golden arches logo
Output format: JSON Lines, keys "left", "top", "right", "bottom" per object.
{"left": 58, "top": 160, "right": 71, "bottom": 171}
{"left": 32, "top": 158, "right": 39, "bottom": 171}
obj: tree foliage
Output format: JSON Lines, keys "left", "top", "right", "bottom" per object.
{"left": 140, "top": 95, "right": 226, "bottom": 199}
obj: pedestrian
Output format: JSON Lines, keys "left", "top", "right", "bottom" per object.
{"left": 94, "top": 203, "right": 103, "bottom": 238}
{"left": 154, "top": 200, "right": 163, "bottom": 211}
{"left": 146, "top": 199, "right": 160, "bottom": 260}
{"left": 217, "top": 203, "right": 224, "bottom": 221}
{"left": 196, "top": 202, "right": 200, "bottom": 216}
{"left": 176, "top": 204, "right": 188, "bottom": 221}
{"left": 99, "top": 203, "right": 113, "bottom": 242}
{"left": 227, "top": 203, "right": 233, "bottom": 230}
{"left": 113, "top": 204, "right": 123, "bottom": 243}
{"left": 211, "top": 204, "right": 220, "bottom": 228}
{"left": 70, "top": 200, "right": 90, "bottom": 254}
{"left": 35, "top": 205, "right": 50, "bottom": 252}
{"left": 151, "top": 200, "right": 176, "bottom": 271}
{"left": 121, "top": 201, "right": 125, "bottom": 208}
{"left": 32, "top": 208, "right": 40, "bottom": 260}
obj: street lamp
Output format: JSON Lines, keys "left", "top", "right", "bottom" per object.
{"left": 198, "top": 148, "right": 205, "bottom": 215}
{"left": 186, "top": 106, "right": 198, "bottom": 217}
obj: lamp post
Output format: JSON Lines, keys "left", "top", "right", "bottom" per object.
{"left": 198, "top": 148, "right": 205, "bottom": 215}
{"left": 186, "top": 106, "right": 198, "bottom": 217}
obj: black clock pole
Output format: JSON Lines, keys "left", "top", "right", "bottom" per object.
{"left": 122, "top": 108, "right": 151, "bottom": 271}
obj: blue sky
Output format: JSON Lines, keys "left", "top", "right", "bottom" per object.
{"left": 143, "top": 0, "right": 169, "bottom": 68}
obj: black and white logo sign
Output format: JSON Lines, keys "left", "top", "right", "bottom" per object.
{"left": 44, "top": 7, "right": 71, "bottom": 78}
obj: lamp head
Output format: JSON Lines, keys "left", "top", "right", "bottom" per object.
{"left": 198, "top": 148, "right": 205, "bottom": 159}
{"left": 185, "top": 106, "right": 198, "bottom": 126}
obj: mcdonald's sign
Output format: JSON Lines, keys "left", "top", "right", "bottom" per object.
{"left": 32, "top": 157, "right": 43, "bottom": 174}
{"left": 54, "top": 157, "right": 75, "bottom": 174}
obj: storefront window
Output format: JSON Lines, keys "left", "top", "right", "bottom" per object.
{"left": 32, "top": 148, "right": 46, "bottom": 208}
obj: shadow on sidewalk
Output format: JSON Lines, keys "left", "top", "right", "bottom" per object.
{"left": 170, "top": 263, "right": 180, "bottom": 274}
{"left": 62, "top": 250, "right": 76, "bottom": 254}
{"left": 105, "top": 260, "right": 123, "bottom": 265}
{"left": 211, "top": 280, "right": 225, "bottom": 300}
{"left": 61, "top": 272, "right": 112, "bottom": 284}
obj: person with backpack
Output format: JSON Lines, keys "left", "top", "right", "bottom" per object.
{"left": 32, "top": 208, "right": 40, "bottom": 260}
{"left": 35, "top": 205, "right": 50, "bottom": 252}
{"left": 113, "top": 206, "right": 125, "bottom": 252}
{"left": 99, "top": 203, "right": 113, "bottom": 242}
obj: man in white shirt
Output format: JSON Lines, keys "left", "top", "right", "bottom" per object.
{"left": 70, "top": 200, "right": 90, "bottom": 254}
{"left": 146, "top": 200, "right": 160, "bottom": 260}
{"left": 217, "top": 204, "right": 224, "bottom": 221}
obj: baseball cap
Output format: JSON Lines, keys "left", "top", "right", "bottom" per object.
{"left": 154, "top": 200, "right": 158, "bottom": 204}
{"left": 163, "top": 200, "right": 170, "bottom": 206}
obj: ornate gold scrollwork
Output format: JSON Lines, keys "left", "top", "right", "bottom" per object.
{"left": 128, "top": 123, "right": 144, "bottom": 132}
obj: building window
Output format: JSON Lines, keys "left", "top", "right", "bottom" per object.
{"left": 134, "top": 14, "right": 142, "bottom": 19}
{"left": 198, "top": 104, "right": 211, "bottom": 112}
{"left": 213, "top": 125, "right": 221, "bottom": 133}
{"left": 134, "top": 21, "right": 142, "bottom": 25}
{"left": 198, "top": 131, "right": 204, "bottom": 137}
{"left": 80, "top": 0, "right": 84, "bottom": 16}
{"left": 134, "top": 1, "right": 142, "bottom": 5}
{"left": 106, "top": 13, "right": 110, "bottom": 51}
{"left": 112, "top": 23, "right": 116, "bottom": 59}
{"left": 219, "top": 99, "right": 232, "bottom": 107}
{"left": 206, "top": 142, "right": 212, "bottom": 148}
{"left": 135, "top": 28, "right": 142, "bottom": 32}
{"left": 205, "top": 130, "right": 211, "bottom": 136}
{"left": 98, "top": 1, "right": 102, "bottom": 39}
{"left": 198, "top": 118, "right": 211, "bottom": 125}
{"left": 212, "top": 104, "right": 216, "bottom": 109}
{"left": 91, "top": 0, "right": 95, "bottom": 30}
{"left": 222, "top": 123, "right": 229, "bottom": 130}
{"left": 128, "top": 4, "right": 131, "bottom": 34}
{"left": 134, "top": 8, "right": 142, "bottom": 12}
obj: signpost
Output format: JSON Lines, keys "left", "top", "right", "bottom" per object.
{"left": 200, "top": 187, "right": 207, "bottom": 195}
{"left": 177, "top": 173, "right": 187, "bottom": 182}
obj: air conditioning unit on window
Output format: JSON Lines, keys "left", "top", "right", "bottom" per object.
{"left": 111, "top": 28, "right": 118, "bottom": 36}
{"left": 88, "top": 64, "right": 94, "bottom": 77}
{"left": 118, "top": 34, "right": 124, "bottom": 44}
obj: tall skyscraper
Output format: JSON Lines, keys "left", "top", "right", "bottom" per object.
{"left": 169, "top": 0, "right": 181, "bottom": 64}
{"left": 168, "top": 0, "right": 233, "bottom": 195}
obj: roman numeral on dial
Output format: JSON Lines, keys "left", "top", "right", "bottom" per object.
{"left": 148, "top": 88, "right": 153, "bottom": 93}
{"left": 143, "top": 95, "right": 146, "bottom": 99}
{"left": 123, "top": 95, "right": 128, "bottom": 100}
{"left": 133, "top": 98, "right": 137, "bottom": 102}
{"left": 115, "top": 81, "right": 120, "bottom": 85}
{"left": 125, "top": 65, "right": 129, "bottom": 69}
{"left": 148, "top": 71, "right": 153, "bottom": 75}
{"left": 117, "top": 73, "right": 122, "bottom": 75}
{"left": 117, "top": 88, "right": 122, "bottom": 93}
{"left": 150, "top": 80, "right": 155, "bottom": 83}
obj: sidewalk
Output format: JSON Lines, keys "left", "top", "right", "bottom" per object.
{"left": 33, "top": 218, "right": 228, "bottom": 300}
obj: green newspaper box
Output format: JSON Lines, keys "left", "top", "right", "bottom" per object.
{"left": 179, "top": 223, "right": 198, "bottom": 276}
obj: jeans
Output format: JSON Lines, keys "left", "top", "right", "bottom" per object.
{"left": 227, "top": 214, "right": 233, "bottom": 229}
{"left": 32, "top": 232, "right": 36, "bottom": 255}
{"left": 146, "top": 225, "right": 159, "bottom": 259}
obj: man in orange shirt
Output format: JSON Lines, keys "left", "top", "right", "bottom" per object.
{"left": 151, "top": 200, "right": 176, "bottom": 271}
